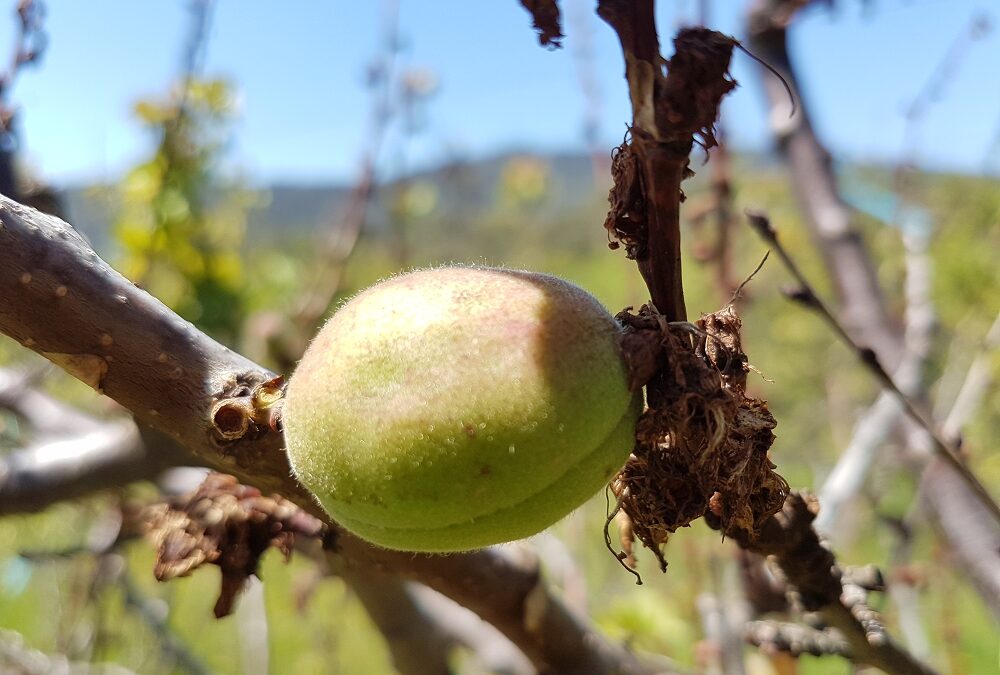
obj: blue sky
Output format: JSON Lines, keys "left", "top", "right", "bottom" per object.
{"left": 3, "top": 0, "right": 999, "bottom": 186}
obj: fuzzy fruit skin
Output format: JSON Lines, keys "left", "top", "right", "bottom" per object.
{"left": 283, "top": 266, "right": 642, "bottom": 552}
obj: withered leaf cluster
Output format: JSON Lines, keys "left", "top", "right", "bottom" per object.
{"left": 612, "top": 304, "right": 788, "bottom": 571}
{"left": 145, "top": 473, "right": 325, "bottom": 617}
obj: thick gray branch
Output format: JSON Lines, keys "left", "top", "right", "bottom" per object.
{"left": 0, "top": 195, "right": 303, "bottom": 500}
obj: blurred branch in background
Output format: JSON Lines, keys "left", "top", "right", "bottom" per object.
{"left": 686, "top": 1, "right": 741, "bottom": 302}
{"left": 1, "top": 627, "right": 135, "bottom": 675}
{"left": 746, "top": 0, "right": 899, "bottom": 365}
{"left": 255, "top": 0, "right": 402, "bottom": 371}
{"left": 816, "top": 196, "right": 935, "bottom": 536}
{"left": 745, "top": 211, "right": 1000, "bottom": 526}
{"left": 0, "top": 0, "right": 46, "bottom": 201}
{"left": 0, "top": 367, "right": 198, "bottom": 514}
{"left": 567, "top": 0, "right": 610, "bottom": 184}
{"left": 745, "top": 0, "right": 1000, "bottom": 624}
{"left": 686, "top": 133, "right": 741, "bottom": 302}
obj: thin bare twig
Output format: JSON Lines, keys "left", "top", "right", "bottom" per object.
{"left": 816, "top": 217, "right": 935, "bottom": 535}
{"left": 746, "top": 211, "right": 1000, "bottom": 527}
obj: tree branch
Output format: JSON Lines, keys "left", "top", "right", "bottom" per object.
{"left": 722, "top": 493, "right": 939, "bottom": 675}
{"left": 599, "top": 5, "right": 736, "bottom": 320}
{"left": 0, "top": 367, "right": 198, "bottom": 513}
{"left": 745, "top": 211, "right": 1000, "bottom": 526}
{"left": 0, "top": 195, "right": 311, "bottom": 505}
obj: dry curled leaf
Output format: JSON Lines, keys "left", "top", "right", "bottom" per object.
{"left": 145, "top": 473, "right": 325, "bottom": 617}
{"left": 604, "top": 141, "right": 648, "bottom": 259}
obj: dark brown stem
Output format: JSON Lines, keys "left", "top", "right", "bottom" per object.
{"left": 598, "top": 3, "right": 736, "bottom": 320}
{"left": 637, "top": 139, "right": 689, "bottom": 320}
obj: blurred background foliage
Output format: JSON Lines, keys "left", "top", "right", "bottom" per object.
{"left": 112, "top": 78, "right": 256, "bottom": 344}
{"left": 1, "top": 2, "right": 999, "bottom": 674}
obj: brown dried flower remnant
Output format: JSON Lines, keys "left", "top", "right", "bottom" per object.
{"left": 610, "top": 304, "right": 788, "bottom": 573}
{"left": 520, "top": 0, "right": 563, "bottom": 48}
{"left": 145, "top": 473, "right": 325, "bottom": 618}
{"left": 603, "top": 140, "right": 647, "bottom": 258}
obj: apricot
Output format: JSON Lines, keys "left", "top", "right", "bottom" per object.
{"left": 283, "top": 266, "right": 641, "bottom": 552}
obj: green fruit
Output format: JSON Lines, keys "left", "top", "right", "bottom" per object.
{"left": 283, "top": 266, "right": 641, "bottom": 552}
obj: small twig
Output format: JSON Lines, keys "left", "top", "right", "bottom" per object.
{"left": 729, "top": 251, "right": 769, "bottom": 306}
{"left": 520, "top": 0, "right": 563, "bottom": 48}
{"left": 725, "top": 492, "right": 940, "bottom": 675}
{"left": 604, "top": 485, "right": 643, "bottom": 584}
{"left": 688, "top": 135, "right": 743, "bottom": 299}
{"left": 732, "top": 42, "right": 795, "bottom": 118}
{"left": 745, "top": 210, "right": 1000, "bottom": 527}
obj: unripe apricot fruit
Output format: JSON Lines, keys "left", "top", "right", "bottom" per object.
{"left": 283, "top": 266, "right": 642, "bottom": 552}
